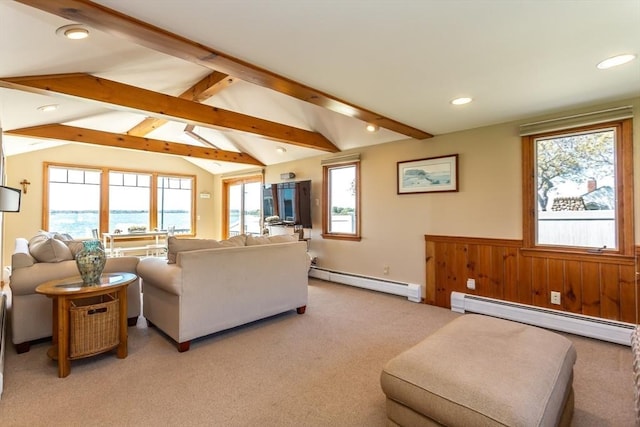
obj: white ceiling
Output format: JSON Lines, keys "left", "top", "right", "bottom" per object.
{"left": 1, "top": 0, "right": 639, "bottom": 175}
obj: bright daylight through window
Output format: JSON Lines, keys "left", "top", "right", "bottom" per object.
{"left": 535, "top": 128, "right": 616, "bottom": 248}
{"left": 48, "top": 166, "right": 101, "bottom": 237}
{"left": 46, "top": 164, "right": 195, "bottom": 238}
{"left": 523, "top": 117, "right": 634, "bottom": 254}
{"left": 322, "top": 162, "right": 360, "bottom": 240}
{"left": 223, "top": 176, "right": 262, "bottom": 237}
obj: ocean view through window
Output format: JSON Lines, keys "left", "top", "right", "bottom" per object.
{"left": 45, "top": 163, "right": 195, "bottom": 238}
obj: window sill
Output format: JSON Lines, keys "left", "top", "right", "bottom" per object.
{"left": 520, "top": 247, "right": 635, "bottom": 265}
{"left": 321, "top": 233, "right": 361, "bottom": 242}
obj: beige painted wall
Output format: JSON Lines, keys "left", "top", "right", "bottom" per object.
{"left": 263, "top": 97, "right": 640, "bottom": 295}
{"left": 262, "top": 121, "right": 522, "bottom": 289}
{"left": 3, "top": 97, "right": 639, "bottom": 297}
{"left": 2, "top": 143, "right": 217, "bottom": 267}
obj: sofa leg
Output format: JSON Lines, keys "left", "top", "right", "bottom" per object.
{"left": 15, "top": 342, "right": 30, "bottom": 354}
{"left": 127, "top": 316, "right": 138, "bottom": 327}
{"left": 296, "top": 305, "right": 306, "bottom": 314}
{"left": 177, "top": 341, "right": 191, "bottom": 352}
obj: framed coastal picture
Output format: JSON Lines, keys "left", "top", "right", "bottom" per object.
{"left": 397, "top": 154, "right": 458, "bottom": 194}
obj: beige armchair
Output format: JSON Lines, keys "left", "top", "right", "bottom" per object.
{"left": 9, "top": 237, "right": 141, "bottom": 353}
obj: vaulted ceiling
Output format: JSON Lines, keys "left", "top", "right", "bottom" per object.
{"left": 0, "top": 0, "right": 638, "bottom": 175}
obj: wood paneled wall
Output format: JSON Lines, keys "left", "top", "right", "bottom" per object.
{"left": 425, "top": 235, "right": 639, "bottom": 324}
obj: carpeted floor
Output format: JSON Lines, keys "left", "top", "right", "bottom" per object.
{"left": 0, "top": 279, "right": 635, "bottom": 426}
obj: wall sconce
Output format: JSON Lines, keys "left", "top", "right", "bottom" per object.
{"left": 280, "top": 172, "right": 296, "bottom": 180}
{"left": 19, "top": 179, "right": 30, "bottom": 194}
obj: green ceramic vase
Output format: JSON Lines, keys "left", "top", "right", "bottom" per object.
{"left": 75, "top": 239, "right": 106, "bottom": 285}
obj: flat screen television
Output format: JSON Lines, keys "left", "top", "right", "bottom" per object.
{"left": 0, "top": 185, "right": 21, "bottom": 212}
{"left": 263, "top": 180, "right": 311, "bottom": 228}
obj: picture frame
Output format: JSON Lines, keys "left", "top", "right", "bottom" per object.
{"left": 397, "top": 154, "right": 458, "bottom": 194}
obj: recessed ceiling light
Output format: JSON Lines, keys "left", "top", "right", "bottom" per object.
{"left": 56, "top": 24, "right": 90, "bottom": 40}
{"left": 37, "top": 104, "right": 59, "bottom": 112}
{"left": 451, "top": 97, "right": 472, "bottom": 106}
{"left": 276, "top": 147, "right": 287, "bottom": 154}
{"left": 365, "top": 123, "right": 379, "bottom": 133}
{"left": 597, "top": 54, "right": 637, "bottom": 69}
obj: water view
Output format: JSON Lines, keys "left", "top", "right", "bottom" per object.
{"left": 49, "top": 210, "right": 191, "bottom": 238}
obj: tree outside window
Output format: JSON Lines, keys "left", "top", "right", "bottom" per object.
{"left": 523, "top": 119, "right": 633, "bottom": 254}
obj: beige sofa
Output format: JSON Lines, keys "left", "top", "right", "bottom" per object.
{"left": 137, "top": 235, "right": 309, "bottom": 352}
{"left": 9, "top": 235, "right": 141, "bottom": 353}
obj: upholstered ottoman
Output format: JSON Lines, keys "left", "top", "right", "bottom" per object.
{"left": 380, "top": 314, "right": 576, "bottom": 427}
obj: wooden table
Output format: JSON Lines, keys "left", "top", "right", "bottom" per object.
{"left": 35, "top": 272, "right": 137, "bottom": 378}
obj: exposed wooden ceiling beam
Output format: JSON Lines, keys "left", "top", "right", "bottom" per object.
{"left": 5, "top": 124, "right": 265, "bottom": 166}
{"left": 16, "top": 0, "right": 433, "bottom": 140}
{"left": 127, "top": 71, "right": 236, "bottom": 137}
{"left": 0, "top": 73, "right": 340, "bottom": 152}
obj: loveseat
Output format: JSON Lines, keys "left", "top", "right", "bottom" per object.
{"left": 137, "top": 234, "right": 309, "bottom": 352}
{"left": 9, "top": 233, "right": 141, "bottom": 353}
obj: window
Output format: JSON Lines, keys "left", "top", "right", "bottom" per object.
{"left": 47, "top": 166, "right": 101, "bottom": 238}
{"left": 322, "top": 161, "right": 360, "bottom": 240}
{"left": 157, "top": 175, "right": 193, "bottom": 234}
{"left": 109, "top": 172, "right": 151, "bottom": 232}
{"left": 522, "top": 118, "right": 633, "bottom": 255}
{"left": 44, "top": 163, "right": 196, "bottom": 238}
{"left": 222, "top": 175, "right": 262, "bottom": 237}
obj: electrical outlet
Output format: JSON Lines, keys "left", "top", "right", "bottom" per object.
{"left": 383, "top": 265, "right": 390, "bottom": 275}
{"left": 551, "top": 291, "right": 561, "bottom": 305}
{"left": 466, "top": 278, "right": 476, "bottom": 290}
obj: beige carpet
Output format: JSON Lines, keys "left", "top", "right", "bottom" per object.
{"left": 0, "top": 279, "right": 635, "bottom": 426}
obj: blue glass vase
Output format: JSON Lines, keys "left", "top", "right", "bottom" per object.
{"left": 75, "top": 240, "right": 106, "bottom": 285}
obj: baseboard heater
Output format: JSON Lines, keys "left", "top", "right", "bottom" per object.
{"left": 451, "top": 291, "right": 635, "bottom": 346}
{"left": 309, "top": 266, "right": 422, "bottom": 302}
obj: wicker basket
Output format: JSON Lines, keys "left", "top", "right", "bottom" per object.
{"left": 69, "top": 294, "right": 119, "bottom": 359}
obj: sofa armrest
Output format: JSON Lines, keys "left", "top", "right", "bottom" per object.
{"left": 137, "top": 257, "right": 182, "bottom": 296}
{"left": 11, "top": 238, "right": 34, "bottom": 270}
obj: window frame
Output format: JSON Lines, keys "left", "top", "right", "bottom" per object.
{"left": 522, "top": 119, "right": 633, "bottom": 257}
{"left": 221, "top": 174, "right": 263, "bottom": 238}
{"left": 321, "top": 161, "right": 361, "bottom": 241}
{"left": 43, "top": 162, "right": 196, "bottom": 237}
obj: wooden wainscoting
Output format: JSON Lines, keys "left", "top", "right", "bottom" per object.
{"left": 425, "top": 235, "right": 640, "bottom": 324}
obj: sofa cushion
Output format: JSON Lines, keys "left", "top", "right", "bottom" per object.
{"left": 245, "top": 235, "right": 271, "bottom": 246}
{"left": 167, "top": 237, "right": 223, "bottom": 264}
{"left": 246, "top": 234, "right": 298, "bottom": 246}
{"left": 268, "top": 234, "right": 298, "bottom": 243}
{"left": 28, "top": 233, "right": 73, "bottom": 263}
{"left": 219, "top": 234, "right": 247, "bottom": 247}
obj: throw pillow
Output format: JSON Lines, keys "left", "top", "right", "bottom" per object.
{"left": 53, "top": 233, "right": 74, "bottom": 241}
{"left": 28, "top": 231, "right": 51, "bottom": 247}
{"left": 167, "top": 236, "right": 223, "bottom": 264}
{"left": 62, "top": 239, "right": 87, "bottom": 258}
{"left": 29, "top": 234, "right": 74, "bottom": 263}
